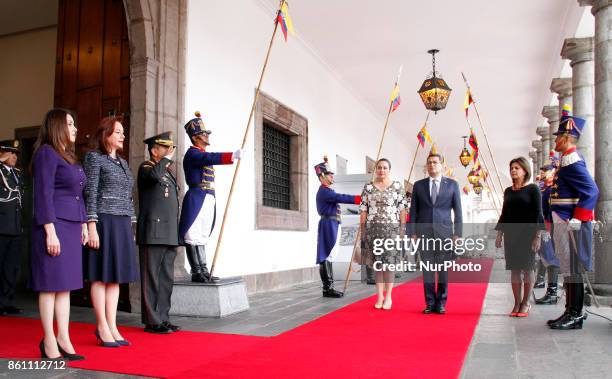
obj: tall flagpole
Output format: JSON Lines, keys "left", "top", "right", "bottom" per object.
{"left": 342, "top": 66, "right": 403, "bottom": 293}
{"left": 462, "top": 72, "right": 506, "bottom": 194}
{"left": 209, "top": 0, "right": 285, "bottom": 279}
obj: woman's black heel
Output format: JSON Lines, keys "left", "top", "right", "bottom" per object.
{"left": 39, "top": 339, "right": 63, "bottom": 360}
{"left": 57, "top": 343, "right": 85, "bottom": 361}
{"left": 94, "top": 330, "right": 120, "bottom": 348}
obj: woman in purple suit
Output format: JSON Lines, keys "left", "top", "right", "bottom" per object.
{"left": 30, "top": 108, "right": 88, "bottom": 360}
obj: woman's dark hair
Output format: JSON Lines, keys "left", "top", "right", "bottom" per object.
{"left": 92, "top": 116, "right": 124, "bottom": 155}
{"left": 34, "top": 108, "right": 78, "bottom": 164}
{"left": 509, "top": 156, "right": 531, "bottom": 183}
{"left": 376, "top": 158, "right": 392, "bottom": 170}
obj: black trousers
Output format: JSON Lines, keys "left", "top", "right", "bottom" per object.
{"left": 0, "top": 235, "right": 21, "bottom": 308}
{"left": 421, "top": 251, "right": 450, "bottom": 307}
{"left": 139, "top": 245, "right": 177, "bottom": 325}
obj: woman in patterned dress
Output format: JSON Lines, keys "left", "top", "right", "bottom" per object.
{"left": 360, "top": 158, "right": 407, "bottom": 310}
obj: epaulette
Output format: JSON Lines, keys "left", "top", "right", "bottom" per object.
{"left": 141, "top": 160, "right": 155, "bottom": 168}
{"left": 561, "top": 152, "right": 581, "bottom": 167}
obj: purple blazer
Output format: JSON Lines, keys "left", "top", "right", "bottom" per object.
{"left": 33, "top": 144, "right": 87, "bottom": 225}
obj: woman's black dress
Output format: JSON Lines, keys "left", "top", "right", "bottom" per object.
{"left": 495, "top": 184, "right": 545, "bottom": 270}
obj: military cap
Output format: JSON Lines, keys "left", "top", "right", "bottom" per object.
{"left": 0, "top": 139, "right": 20, "bottom": 154}
{"left": 314, "top": 156, "right": 334, "bottom": 177}
{"left": 184, "top": 111, "right": 212, "bottom": 138}
{"left": 143, "top": 131, "right": 175, "bottom": 148}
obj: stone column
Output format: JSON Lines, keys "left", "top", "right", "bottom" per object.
{"left": 541, "top": 106, "right": 559, "bottom": 155}
{"left": 125, "top": 0, "right": 190, "bottom": 311}
{"left": 529, "top": 150, "right": 537, "bottom": 177}
{"left": 532, "top": 140, "right": 542, "bottom": 172}
{"left": 536, "top": 127, "right": 549, "bottom": 168}
{"left": 561, "top": 37, "right": 595, "bottom": 174}
{"left": 578, "top": 0, "right": 612, "bottom": 298}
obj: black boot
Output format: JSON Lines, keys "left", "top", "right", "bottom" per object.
{"left": 534, "top": 261, "right": 546, "bottom": 288}
{"left": 536, "top": 266, "right": 559, "bottom": 305}
{"left": 547, "top": 281, "right": 569, "bottom": 326}
{"left": 195, "top": 245, "right": 219, "bottom": 282}
{"left": 185, "top": 245, "right": 207, "bottom": 283}
{"left": 550, "top": 280, "right": 586, "bottom": 330}
{"left": 320, "top": 261, "right": 343, "bottom": 298}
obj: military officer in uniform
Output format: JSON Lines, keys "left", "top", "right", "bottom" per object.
{"left": 547, "top": 113, "right": 599, "bottom": 330}
{"left": 0, "top": 140, "right": 24, "bottom": 316}
{"left": 535, "top": 154, "right": 561, "bottom": 305}
{"left": 178, "top": 112, "right": 241, "bottom": 282}
{"left": 137, "top": 132, "right": 181, "bottom": 334}
{"left": 315, "top": 156, "right": 361, "bottom": 298}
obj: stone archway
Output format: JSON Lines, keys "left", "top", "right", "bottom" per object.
{"left": 123, "top": 0, "right": 189, "bottom": 309}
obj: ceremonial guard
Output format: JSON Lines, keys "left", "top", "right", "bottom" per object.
{"left": 535, "top": 153, "right": 561, "bottom": 305}
{"left": 315, "top": 157, "right": 360, "bottom": 298}
{"left": 137, "top": 132, "right": 181, "bottom": 334}
{"left": 548, "top": 113, "right": 599, "bottom": 330}
{"left": 179, "top": 112, "right": 241, "bottom": 282}
{"left": 0, "top": 140, "right": 24, "bottom": 316}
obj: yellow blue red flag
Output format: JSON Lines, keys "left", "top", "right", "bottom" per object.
{"left": 390, "top": 84, "right": 401, "bottom": 112}
{"left": 417, "top": 126, "right": 432, "bottom": 148}
{"left": 276, "top": 1, "right": 295, "bottom": 42}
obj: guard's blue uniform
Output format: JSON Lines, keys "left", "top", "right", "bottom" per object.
{"left": 539, "top": 183, "right": 559, "bottom": 267}
{"left": 178, "top": 146, "right": 233, "bottom": 240}
{"left": 547, "top": 111, "right": 598, "bottom": 329}
{"left": 315, "top": 185, "right": 360, "bottom": 264}
{"left": 550, "top": 147, "right": 599, "bottom": 272}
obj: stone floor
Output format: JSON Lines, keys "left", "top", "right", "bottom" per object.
{"left": 2, "top": 262, "right": 612, "bottom": 378}
{"left": 461, "top": 260, "right": 612, "bottom": 379}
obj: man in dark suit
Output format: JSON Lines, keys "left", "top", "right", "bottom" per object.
{"left": 0, "top": 140, "right": 24, "bottom": 316}
{"left": 137, "top": 132, "right": 181, "bottom": 334}
{"left": 408, "top": 153, "right": 462, "bottom": 314}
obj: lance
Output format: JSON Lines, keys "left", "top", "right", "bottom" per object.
{"left": 343, "top": 65, "right": 403, "bottom": 293}
{"left": 462, "top": 72, "right": 506, "bottom": 195}
{"left": 209, "top": 0, "right": 287, "bottom": 279}
{"left": 464, "top": 112, "right": 502, "bottom": 214}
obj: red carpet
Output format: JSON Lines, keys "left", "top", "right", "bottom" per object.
{"left": 1, "top": 259, "right": 493, "bottom": 379}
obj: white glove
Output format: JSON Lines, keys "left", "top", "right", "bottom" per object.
{"left": 541, "top": 231, "right": 551, "bottom": 242}
{"left": 232, "top": 149, "right": 243, "bottom": 161}
{"left": 568, "top": 218, "right": 582, "bottom": 231}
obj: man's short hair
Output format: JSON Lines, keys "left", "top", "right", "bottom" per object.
{"left": 427, "top": 153, "right": 444, "bottom": 163}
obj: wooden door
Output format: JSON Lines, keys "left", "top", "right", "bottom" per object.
{"left": 54, "top": 0, "right": 132, "bottom": 311}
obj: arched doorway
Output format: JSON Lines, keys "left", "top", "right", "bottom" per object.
{"left": 51, "top": 0, "right": 187, "bottom": 311}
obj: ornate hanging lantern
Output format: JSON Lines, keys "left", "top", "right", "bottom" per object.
{"left": 459, "top": 136, "right": 472, "bottom": 168}
{"left": 418, "top": 49, "right": 452, "bottom": 113}
{"left": 467, "top": 169, "right": 480, "bottom": 185}
{"left": 472, "top": 181, "right": 483, "bottom": 195}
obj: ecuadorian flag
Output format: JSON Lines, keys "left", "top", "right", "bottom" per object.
{"left": 390, "top": 84, "right": 401, "bottom": 112}
{"left": 276, "top": 2, "right": 295, "bottom": 42}
{"left": 417, "top": 126, "right": 432, "bottom": 148}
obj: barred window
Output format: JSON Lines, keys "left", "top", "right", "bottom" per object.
{"left": 255, "top": 92, "right": 308, "bottom": 231}
{"left": 263, "top": 123, "right": 291, "bottom": 209}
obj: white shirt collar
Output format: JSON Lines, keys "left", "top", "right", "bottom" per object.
{"left": 429, "top": 175, "right": 443, "bottom": 182}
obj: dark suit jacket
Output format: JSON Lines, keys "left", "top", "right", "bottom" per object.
{"left": 0, "top": 164, "right": 23, "bottom": 236}
{"left": 408, "top": 176, "right": 463, "bottom": 239}
{"left": 136, "top": 157, "right": 180, "bottom": 246}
